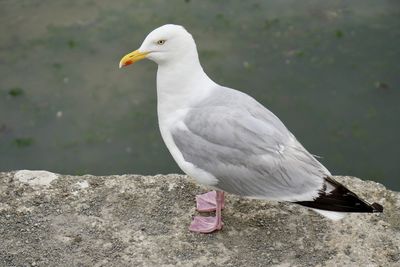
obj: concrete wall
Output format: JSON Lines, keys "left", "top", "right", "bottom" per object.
{"left": 1, "top": 171, "right": 399, "bottom": 266}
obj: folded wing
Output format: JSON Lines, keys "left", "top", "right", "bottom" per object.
{"left": 171, "top": 87, "right": 329, "bottom": 201}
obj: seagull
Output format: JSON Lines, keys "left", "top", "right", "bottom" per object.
{"left": 119, "top": 24, "right": 383, "bottom": 233}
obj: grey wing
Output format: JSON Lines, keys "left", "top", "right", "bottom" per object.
{"left": 171, "top": 88, "right": 329, "bottom": 201}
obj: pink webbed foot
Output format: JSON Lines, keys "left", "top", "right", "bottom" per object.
{"left": 196, "top": 191, "right": 225, "bottom": 212}
{"left": 189, "top": 190, "right": 225, "bottom": 234}
{"left": 189, "top": 216, "right": 223, "bottom": 233}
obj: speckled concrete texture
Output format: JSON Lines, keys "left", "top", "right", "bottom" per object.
{"left": 0, "top": 171, "right": 399, "bottom": 267}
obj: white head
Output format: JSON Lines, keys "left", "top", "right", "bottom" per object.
{"left": 119, "top": 24, "right": 198, "bottom": 67}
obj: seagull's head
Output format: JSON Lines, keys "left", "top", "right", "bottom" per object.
{"left": 119, "top": 24, "right": 196, "bottom": 68}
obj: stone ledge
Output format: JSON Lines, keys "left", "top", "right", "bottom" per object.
{"left": 0, "top": 171, "right": 399, "bottom": 266}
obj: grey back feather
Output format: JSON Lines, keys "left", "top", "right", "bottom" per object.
{"left": 172, "top": 87, "right": 330, "bottom": 201}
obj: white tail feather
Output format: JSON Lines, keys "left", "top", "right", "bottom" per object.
{"left": 312, "top": 209, "right": 347, "bottom": 221}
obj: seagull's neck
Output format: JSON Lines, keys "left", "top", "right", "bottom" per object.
{"left": 156, "top": 55, "right": 216, "bottom": 120}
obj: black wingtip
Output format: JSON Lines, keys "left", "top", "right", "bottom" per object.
{"left": 371, "top": 202, "right": 383, "bottom": 213}
{"left": 295, "top": 177, "right": 384, "bottom": 213}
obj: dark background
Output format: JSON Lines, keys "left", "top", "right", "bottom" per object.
{"left": 0, "top": 0, "right": 399, "bottom": 190}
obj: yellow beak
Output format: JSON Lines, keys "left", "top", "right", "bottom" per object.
{"left": 119, "top": 50, "right": 149, "bottom": 68}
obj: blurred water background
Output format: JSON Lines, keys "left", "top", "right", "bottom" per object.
{"left": 0, "top": 0, "right": 399, "bottom": 190}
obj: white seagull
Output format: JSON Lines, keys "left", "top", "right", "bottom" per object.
{"left": 119, "top": 24, "right": 383, "bottom": 233}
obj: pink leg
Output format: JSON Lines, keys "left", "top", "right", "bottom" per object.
{"left": 189, "top": 191, "right": 224, "bottom": 233}
{"left": 196, "top": 191, "right": 225, "bottom": 212}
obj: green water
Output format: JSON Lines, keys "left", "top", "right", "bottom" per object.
{"left": 0, "top": 0, "right": 399, "bottom": 190}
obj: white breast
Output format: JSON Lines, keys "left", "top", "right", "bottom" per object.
{"left": 155, "top": 60, "right": 219, "bottom": 186}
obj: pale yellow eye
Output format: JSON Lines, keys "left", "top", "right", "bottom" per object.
{"left": 157, "top": 40, "right": 166, "bottom": 45}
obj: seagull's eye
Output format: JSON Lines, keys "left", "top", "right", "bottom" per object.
{"left": 157, "top": 40, "right": 166, "bottom": 45}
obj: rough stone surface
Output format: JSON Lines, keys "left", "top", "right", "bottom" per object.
{"left": 0, "top": 171, "right": 399, "bottom": 267}
{"left": 14, "top": 170, "right": 58, "bottom": 187}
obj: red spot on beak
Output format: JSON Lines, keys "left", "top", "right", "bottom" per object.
{"left": 124, "top": 60, "right": 133, "bottom": 66}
